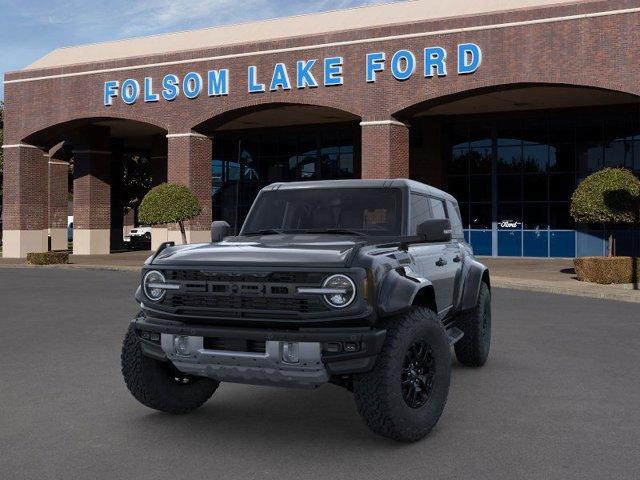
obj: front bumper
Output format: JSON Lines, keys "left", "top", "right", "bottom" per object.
{"left": 133, "top": 315, "right": 386, "bottom": 388}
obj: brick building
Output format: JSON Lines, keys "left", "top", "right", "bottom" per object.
{"left": 3, "top": 0, "right": 640, "bottom": 258}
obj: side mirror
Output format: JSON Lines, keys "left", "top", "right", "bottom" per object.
{"left": 211, "top": 221, "right": 231, "bottom": 243}
{"left": 417, "top": 219, "right": 452, "bottom": 243}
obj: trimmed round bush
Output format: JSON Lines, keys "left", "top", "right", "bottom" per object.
{"left": 570, "top": 168, "right": 640, "bottom": 224}
{"left": 138, "top": 183, "right": 202, "bottom": 243}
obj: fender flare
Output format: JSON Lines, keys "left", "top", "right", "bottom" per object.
{"left": 377, "top": 268, "right": 436, "bottom": 317}
{"left": 460, "top": 260, "right": 490, "bottom": 311}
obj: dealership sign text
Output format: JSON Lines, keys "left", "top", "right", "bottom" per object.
{"left": 103, "top": 43, "right": 482, "bottom": 106}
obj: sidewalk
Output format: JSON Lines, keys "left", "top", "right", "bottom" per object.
{"left": 0, "top": 250, "right": 150, "bottom": 272}
{"left": 1, "top": 251, "right": 639, "bottom": 303}
{"left": 481, "top": 257, "right": 640, "bottom": 303}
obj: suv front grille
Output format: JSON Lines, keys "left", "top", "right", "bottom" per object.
{"left": 158, "top": 269, "right": 332, "bottom": 319}
{"left": 164, "top": 270, "right": 324, "bottom": 284}
{"left": 168, "top": 294, "right": 323, "bottom": 314}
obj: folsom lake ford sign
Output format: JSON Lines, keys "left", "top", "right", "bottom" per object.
{"left": 103, "top": 43, "right": 482, "bottom": 106}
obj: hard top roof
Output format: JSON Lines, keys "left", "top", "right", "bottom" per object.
{"left": 262, "top": 179, "right": 457, "bottom": 203}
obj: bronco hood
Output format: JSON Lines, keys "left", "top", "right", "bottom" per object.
{"left": 150, "top": 235, "right": 361, "bottom": 268}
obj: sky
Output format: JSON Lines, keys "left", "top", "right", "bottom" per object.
{"left": 0, "top": 0, "right": 400, "bottom": 100}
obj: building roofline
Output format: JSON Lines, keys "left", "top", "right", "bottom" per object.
{"left": 19, "top": 0, "right": 593, "bottom": 72}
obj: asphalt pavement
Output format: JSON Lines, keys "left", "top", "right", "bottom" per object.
{"left": 1, "top": 268, "right": 639, "bottom": 480}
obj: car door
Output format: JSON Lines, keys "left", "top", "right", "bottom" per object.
{"left": 407, "top": 193, "right": 453, "bottom": 315}
{"left": 428, "top": 197, "right": 461, "bottom": 314}
{"left": 446, "top": 199, "right": 466, "bottom": 308}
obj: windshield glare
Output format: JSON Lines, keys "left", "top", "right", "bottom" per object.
{"left": 242, "top": 188, "right": 403, "bottom": 236}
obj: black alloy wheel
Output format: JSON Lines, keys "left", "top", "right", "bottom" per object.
{"left": 401, "top": 341, "right": 437, "bottom": 409}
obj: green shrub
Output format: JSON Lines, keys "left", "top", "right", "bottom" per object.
{"left": 570, "top": 168, "right": 640, "bottom": 256}
{"left": 27, "top": 251, "right": 69, "bottom": 265}
{"left": 138, "top": 183, "right": 202, "bottom": 244}
{"left": 573, "top": 256, "right": 640, "bottom": 284}
{"left": 571, "top": 168, "right": 640, "bottom": 223}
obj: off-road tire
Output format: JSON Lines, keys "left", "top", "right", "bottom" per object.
{"left": 353, "top": 307, "right": 451, "bottom": 442}
{"left": 455, "top": 282, "right": 491, "bottom": 367}
{"left": 121, "top": 325, "right": 219, "bottom": 414}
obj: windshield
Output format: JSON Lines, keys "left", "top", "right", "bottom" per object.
{"left": 242, "top": 188, "right": 403, "bottom": 236}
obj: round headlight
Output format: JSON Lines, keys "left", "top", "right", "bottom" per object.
{"left": 322, "top": 274, "right": 356, "bottom": 309}
{"left": 143, "top": 270, "right": 166, "bottom": 302}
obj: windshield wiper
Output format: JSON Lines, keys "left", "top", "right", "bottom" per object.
{"left": 302, "top": 228, "right": 365, "bottom": 237}
{"left": 242, "top": 229, "right": 285, "bottom": 236}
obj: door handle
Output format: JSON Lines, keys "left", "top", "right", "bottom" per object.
{"left": 453, "top": 255, "right": 461, "bottom": 263}
{"left": 435, "top": 258, "right": 447, "bottom": 267}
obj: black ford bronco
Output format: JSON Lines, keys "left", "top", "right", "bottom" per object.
{"left": 121, "top": 179, "right": 491, "bottom": 442}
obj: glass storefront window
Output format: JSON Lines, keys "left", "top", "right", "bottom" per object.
{"left": 450, "top": 148, "right": 469, "bottom": 174}
{"left": 469, "top": 174, "right": 492, "bottom": 202}
{"left": 211, "top": 123, "right": 358, "bottom": 233}
{"left": 549, "top": 144, "right": 575, "bottom": 172}
{"left": 523, "top": 174, "right": 547, "bottom": 202}
{"left": 549, "top": 202, "right": 573, "bottom": 229}
{"left": 444, "top": 106, "right": 640, "bottom": 257}
{"left": 523, "top": 144, "right": 548, "bottom": 173}
{"left": 523, "top": 203, "right": 548, "bottom": 229}
{"left": 447, "top": 176, "right": 469, "bottom": 202}
{"left": 497, "top": 175, "right": 521, "bottom": 202}
{"left": 604, "top": 140, "right": 632, "bottom": 168}
{"left": 498, "top": 202, "right": 522, "bottom": 229}
{"left": 470, "top": 203, "right": 492, "bottom": 229}
{"left": 470, "top": 147, "right": 492, "bottom": 173}
{"left": 497, "top": 145, "right": 522, "bottom": 173}
{"left": 577, "top": 142, "right": 603, "bottom": 174}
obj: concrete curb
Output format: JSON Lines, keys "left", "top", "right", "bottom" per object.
{"left": 492, "top": 277, "right": 640, "bottom": 303}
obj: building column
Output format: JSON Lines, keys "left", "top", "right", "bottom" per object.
{"left": 360, "top": 120, "right": 410, "bottom": 179}
{"left": 1, "top": 143, "right": 49, "bottom": 258}
{"left": 48, "top": 143, "right": 70, "bottom": 251}
{"left": 150, "top": 134, "right": 169, "bottom": 250}
{"left": 72, "top": 126, "right": 112, "bottom": 255}
{"left": 165, "top": 132, "right": 212, "bottom": 245}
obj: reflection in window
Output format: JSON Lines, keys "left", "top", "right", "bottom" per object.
{"left": 212, "top": 124, "right": 358, "bottom": 232}
{"left": 445, "top": 108, "right": 640, "bottom": 239}
{"left": 497, "top": 145, "right": 522, "bottom": 173}
{"left": 523, "top": 144, "right": 548, "bottom": 173}
{"left": 470, "top": 147, "right": 492, "bottom": 173}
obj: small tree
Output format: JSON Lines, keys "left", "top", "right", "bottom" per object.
{"left": 570, "top": 168, "right": 640, "bottom": 256}
{"left": 138, "top": 183, "right": 202, "bottom": 244}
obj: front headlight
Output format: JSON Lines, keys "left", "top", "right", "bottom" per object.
{"left": 143, "top": 270, "right": 167, "bottom": 302}
{"left": 322, "top": 274, "right": 356, "bottom": 308}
